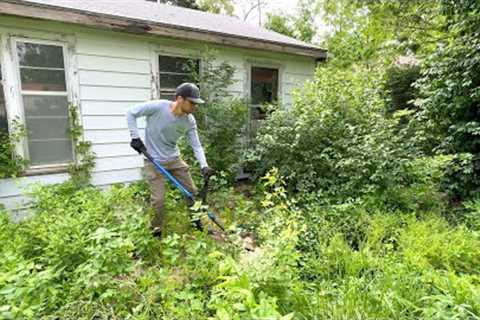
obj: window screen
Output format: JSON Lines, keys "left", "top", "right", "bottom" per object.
{"left": 250, "top": 67, "right": 278, "bottom": 120}
{"left": 17, "top": 41, "right": 73, "bottom": 166}
{"left": 158, "top": 55, "right": 199, "bottom": 100}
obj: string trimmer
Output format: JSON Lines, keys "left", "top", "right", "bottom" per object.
{"left": 141, "top": 149, "right": 225, "bottom": 232}
{"left": 141, "top": 150, "right": 255, "bottom": 250}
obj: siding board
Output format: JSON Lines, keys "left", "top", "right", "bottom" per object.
{"left": 79, "top": 70, "right": 151, "bottom": 88}
{"left": 94, "top": 155, "right": 143, "bottom": 172}
{"left": 84, "top": 129, "right": 144, "bottom": 144}
{"left": 91, "top": 143, "right": 135, "bottom": 158}
{"left": 80, "top": 86, "right": 151, "bottom": 101}
{"left": 81, "top": 101, "right": 141, "bottom": 116}
{"left": 91, "top": 168, "right": 142, "bottom": 186}
{"left": 77, "top": 54, "right": 150, "bottom": 73}
{"left": 76, "top": 35, "right": 149, "bottom": 60}
{"left": 83, "top": 115, "right": 145, "bottom": 130}
{"left": 0, "top": 173, "right": 69, "bottom": 198}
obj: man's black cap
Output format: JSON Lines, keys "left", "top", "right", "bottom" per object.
{"left": 175, "top": 83, "right": 205, "bottom": 104}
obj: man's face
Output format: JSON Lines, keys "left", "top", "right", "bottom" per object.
{"left": 178, "top": 96, "right": 197, "bottom": 114}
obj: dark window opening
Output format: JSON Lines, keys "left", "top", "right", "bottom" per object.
{"left": 158, "top": 55, "right": 199, "bottom": 100}
{"left": 0, "top": 62, "right": 12, "bottom": 168}
{"left": 250, "top": 67, "right": 278, "bottom": 120}
{"left": 0, "top": 63, "right": 7, "bottom": 133}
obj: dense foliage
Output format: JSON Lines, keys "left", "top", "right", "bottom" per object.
{"left": 384, "top": 62, "right": 421, "bottom": 113}
{"left": 264, "top": 0, "right": 317, "bottom": 43}
{"left": 1, "top": 171, "right": 479, "bottom": 319}
{"left": 182, "top": 50, "right": 248, "bottom": 180}
{"left": 0, "top": 119, "right": 27, "bottom": 179}
{"left": 413, "top": 0, "right": 480, "bottom": 200}
{"left": 2, "top": 1, "right": 480, "bottom": 318}
{"left": 245, "top": 66, "right": 427, "bottom": 206}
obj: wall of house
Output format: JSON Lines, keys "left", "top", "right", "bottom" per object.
{"left": 0, "top": 15, "right": 316, "bottom": 214}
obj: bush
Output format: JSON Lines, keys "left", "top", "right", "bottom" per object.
{"left": 1, "top": 175, "right": 480, "bottom": 319}
{"left": 245, "top": 66, "right": 420, "bottom": 204}
{"left": 413, "top": 0, "right": 480, "bottom": 200}
{"left": 180, "top": 49, "right": 248, "bottom": 181}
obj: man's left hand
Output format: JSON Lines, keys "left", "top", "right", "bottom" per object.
{"left": 201, "top": 167, "right": 215, "bottom": 180}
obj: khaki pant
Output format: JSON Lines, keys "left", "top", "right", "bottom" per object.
{"left": 144, "top": 158, "right": 197, "bottom": 230}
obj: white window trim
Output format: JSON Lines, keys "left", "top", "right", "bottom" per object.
{"left": 10, "top": 37, "right": 76, "bottom": 172}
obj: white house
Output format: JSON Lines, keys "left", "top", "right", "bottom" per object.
{"left": 0, "top": 0, "right": 326, "bottom": 216}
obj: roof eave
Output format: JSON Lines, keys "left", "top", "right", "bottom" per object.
{"left": 0, "top": 0, "right": 327, "bottom": 59}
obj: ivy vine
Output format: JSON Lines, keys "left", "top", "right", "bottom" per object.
{"left": 0, "top": 118, "right": 28, "bottom": 179}
{"left": 68, "top": 104, "right": 96, "bottom": 187}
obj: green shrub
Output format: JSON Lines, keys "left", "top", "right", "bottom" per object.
{"left": 181, "top": 49, "right": 248, "bottom": 180}
{"left": 1, "top": 173, "right": 479, "bottom": 319}
{"left": 464, "top": 199, "right": 480, "bottom": 230}
{"left": 245, "top": 66, "right": 420, "bottom": 204}
{"left": 413, "top": 0, "right": 480, "bottom": 200}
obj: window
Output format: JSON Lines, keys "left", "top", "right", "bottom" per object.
{"left": 158, "top": 55, "right": 199, "bottom": 100}
{"left": 16, "top": 41, "right": 73, "bottom": 167}
{"left": 250, "top": 67, "right": 278, "bottom": 120}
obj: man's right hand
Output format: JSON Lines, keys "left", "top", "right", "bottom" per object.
{"left": 130, "top": 138, "right": 146, "bottom": 154}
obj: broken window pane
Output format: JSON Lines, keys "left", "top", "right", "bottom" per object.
{"left": 158, "top": 55, "right": 199, "bottom": 99}
{"left": 250, "top": 67, "right": 278, "bottom": 120}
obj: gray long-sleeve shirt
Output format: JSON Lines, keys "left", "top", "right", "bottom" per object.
{"left": 126, "top": 100, "right": 208, "bottom": 168}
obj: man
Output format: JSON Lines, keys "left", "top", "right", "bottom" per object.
{"left": 126, "top": 82, "right": 213, "bottom": 237}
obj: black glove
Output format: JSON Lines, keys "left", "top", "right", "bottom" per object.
{"left": 201, "top": 166, "right": 214, "bottom": 180}
{"left": 130, "top": 138, "right": 146, "bottom": 154}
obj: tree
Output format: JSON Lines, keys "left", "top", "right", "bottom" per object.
{"left": 292, "top": 0, "right": 317, "bottom": 43}
{"left": 263, "top": 0, "right": 318, "bottom": 43}
{"left": 197, "top": 0, "right": 235, "bottom": 15}
{"left": 319, "top": 0, "right": 443, "bottom": 68}
{"left": 414, "top": 0, "right": 480, "bottom": 200}
{"left": 235, "top": 0, "right": 269, "bottom": 24}
{"left": 264, "top": 13, "right": 295, "bottom": 38}
{"left": 146, "top": 0, "right": 201, "bottom": 10}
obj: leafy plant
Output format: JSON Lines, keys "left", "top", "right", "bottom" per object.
{"left": 181, "top": 48, "right": 248, "bottom": 180}
{"left": 413, "top": 0, "right": 480, "bottom": 200}
{"left": 0, "top": 118, "right": 28, "bottom": 178}
{"left": 245, "top": 66, "right": 419, "bottom": 204}
{"left": 68, "top": 104, "right": 96, "bottom": 187}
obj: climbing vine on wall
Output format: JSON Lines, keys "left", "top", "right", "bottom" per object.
{"left": 68, "top": 104, "right": 96, "bottom": 187}
{"left": 0, "top": 118, "right": 28, "bottom": 179}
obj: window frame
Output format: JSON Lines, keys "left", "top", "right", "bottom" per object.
{"left": 246, "top": 59, "right": 283, "bottom": 120}
{"left": 243, "top": 59, "right": 283, "bottom": 147}
{"left": 10, "top": 37, "right": 76, "bottom": 173}
{"left": 151, "top": 47, "right": 202, "bottom": 100}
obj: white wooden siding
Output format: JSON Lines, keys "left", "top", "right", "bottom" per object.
{"left": 0, "top": 16, "right": 316, "bottom": 213}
